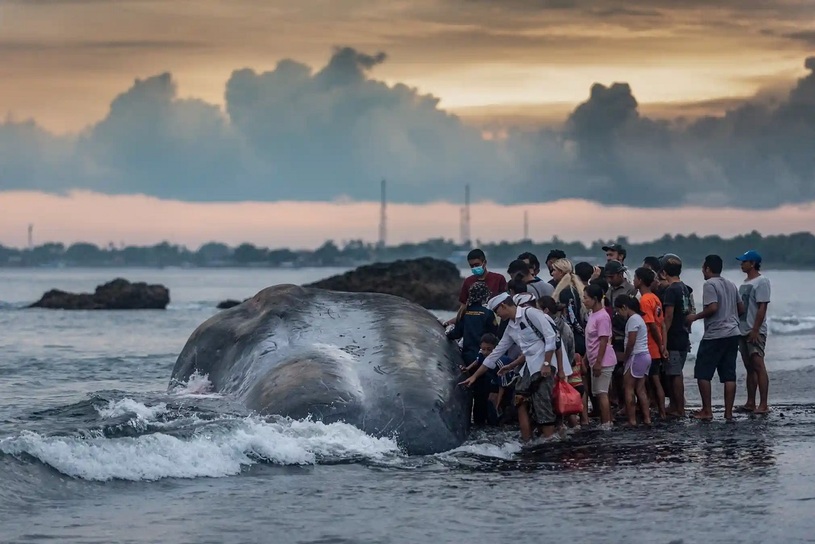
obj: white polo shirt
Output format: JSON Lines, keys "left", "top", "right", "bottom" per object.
{"left": 482, "top": 306, "right": 559, "bottom": 375}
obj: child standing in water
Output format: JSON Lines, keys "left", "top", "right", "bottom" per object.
{"left": 614, "top": 295, "right": 653, "bottom": 426}
{"left": 568, "top": 353, "right": 590, "bottom": 426}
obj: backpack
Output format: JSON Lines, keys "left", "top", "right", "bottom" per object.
{"left": 523, "top": 308, "right": 562, "bottom": 350}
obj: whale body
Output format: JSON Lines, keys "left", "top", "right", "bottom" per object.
{"left": 169, "top": 284, "right": 470, "bottom": 455}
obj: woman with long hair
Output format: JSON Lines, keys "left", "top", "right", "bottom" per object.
{"left": 551, "top": 258, "right": 587, "bottom": 356}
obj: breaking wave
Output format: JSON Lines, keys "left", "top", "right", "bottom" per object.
{"left": 770, "top": 316, "right": 815, "bottom": 336}
{"left": 0, "top": 397, "right": 401, "bottom": 481}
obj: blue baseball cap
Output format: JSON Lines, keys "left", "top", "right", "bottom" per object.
{"left": 736, "top": 250, "right": 762, "bottom": 263}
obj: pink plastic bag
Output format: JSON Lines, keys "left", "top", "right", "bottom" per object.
{"left": 553, "top": 380, "right": 583, "bottom": 416}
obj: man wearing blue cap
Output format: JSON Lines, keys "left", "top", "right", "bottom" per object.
{"left": 736, "top": 250, "right": 771, "bottom": 414}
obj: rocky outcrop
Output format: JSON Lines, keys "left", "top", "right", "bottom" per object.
{"left": 29, "top": 278, "right": 170, "bottom": 310}
{"left": 216, "top": 299, "right": 245, "bottom": 309}
{"left": 306, "top": 257, "right": 462, "bottom": 310}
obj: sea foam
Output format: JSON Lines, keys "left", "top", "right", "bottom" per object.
{"left": 0, "top": 417, "right": 400, "bottom": 482}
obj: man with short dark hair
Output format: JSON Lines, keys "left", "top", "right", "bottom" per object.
{"left": 603, "top": 243, "right": 626, "bottom": 264}
{"left": 605, "top": 260, "right": 636, "bottom": 406}
{"left": 687, "top": 255, "right": 744, "bottom": 421}
{"left": 545, "top": 249, "right": 567, "bottom": 287}
{"left": 736, "top": 250, "right": 771, "bottom": 415}
{"left": 518, "top": 252, "right": 542, "bottom": 280}
{"left": 642, "top": 256, "right": 668, "bottom": 301}
{"left": 634, "top": 267, "right": 667, "bottom": 419}
{"left": 642, "top": 256, "right": 661, "bottom": 272}
{"left": 443, "top": 249, "right": 507, "bottom": 327}
{"left": 661, "top": 254, "right": 693, "bottom": 417}
{"left": 507, "top": 259, "right": 553, "bottom": 300}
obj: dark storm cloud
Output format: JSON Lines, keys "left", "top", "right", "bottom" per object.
{"left": 512, "top": 56, "right": 815, "bottom": 208}
{"left": 0, "top": 48, "right": 511, "bottom": 202}
{"left": 783, "top": 30, "right": 815, "bottom": 46}
{"left": 1, "top": 49, "right": 814, "bottom": 208}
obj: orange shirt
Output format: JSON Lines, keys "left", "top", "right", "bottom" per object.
{"left": 640, "top": 293, "right": 665, "bottom": 359}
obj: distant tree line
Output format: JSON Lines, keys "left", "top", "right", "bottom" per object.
{"left": 1, "top": 231, "right": 814, "bottom": 269}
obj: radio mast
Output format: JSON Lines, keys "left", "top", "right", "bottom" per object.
{"left": 378, "top": 179, "right": 387, "bottom": 248}
{"left": 460, "top": 184, "right": 471, "bottom": 246}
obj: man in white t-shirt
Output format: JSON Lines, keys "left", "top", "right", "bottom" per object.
{"left": 460, "top": 294, "right": 564, "bottom": 441}
{"left": 736, "top": 250, "right": 771, "bottom": 414}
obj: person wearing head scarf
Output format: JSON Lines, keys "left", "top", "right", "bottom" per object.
{"left": 447, "top": 281, "right": 500, "bottom": 426}
{"left": 467, "top": 281, "right": 492, "bottom": 309}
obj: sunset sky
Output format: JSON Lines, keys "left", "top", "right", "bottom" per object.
{"left": 1, "top": 0, "right": 814, "bottom": 249}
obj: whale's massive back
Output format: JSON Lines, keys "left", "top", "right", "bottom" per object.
{"left": 169, "top": 284, "right": 469, "bottom": 454}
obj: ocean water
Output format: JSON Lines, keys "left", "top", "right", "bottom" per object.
{"left": 1, "top": 267, "right": 814, "bottom": 544}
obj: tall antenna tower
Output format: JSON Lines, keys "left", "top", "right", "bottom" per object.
{"left": 27, "top": 224, "right": 33, "bottom": 249}
{"left": 460, "top": 184, "right": 471, "bottom": 246}
{"left": 523, "top": 211, "right": 529, "bottom": 240}
{"left": 378, "top": 179, "right": 387, "bottom": 248}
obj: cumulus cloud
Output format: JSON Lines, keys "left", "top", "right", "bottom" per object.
{"left": 512, "top": 56, "right": 815, "bottom": 208}
{"left": 1, "top": 48, "right": 814, "bottom": 208}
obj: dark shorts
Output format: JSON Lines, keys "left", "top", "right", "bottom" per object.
{"left": 516, "top": 369, "right": 555, "bottom": 426}
{"left": 572, "top": 384, "right": 586, "bottom": 397}
{"left": 665, "top": 351, "right": 688, "bottom": 377}
{"left": 649, "top": 358, "right": 663, "bottom": 377}
{"left": 694, "top": 336, "right": 739, "bottom": 383}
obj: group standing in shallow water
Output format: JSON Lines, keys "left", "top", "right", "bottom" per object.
{"left": 449, "top": 246, "right": 771, "bottom": 440}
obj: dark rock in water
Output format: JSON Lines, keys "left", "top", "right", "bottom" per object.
{"left": 29, "top": 278, "right": 170, "bottom": 310}
{"left": 305, "top": 257, "right": 462, "bottom": 310}
{"left": 216, "top": 299, "right": 245, "bottom": 309}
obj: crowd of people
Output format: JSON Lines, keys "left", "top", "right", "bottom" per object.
{"left": 444, "top": 245, "right": 771, "bottom": 440}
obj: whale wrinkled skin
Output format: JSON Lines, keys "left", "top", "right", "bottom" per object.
{"left": 169, "top": 284, "right": 470, "bottom": 455}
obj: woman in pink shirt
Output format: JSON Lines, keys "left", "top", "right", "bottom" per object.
{"left": 583, "top": 283, "right": 616, "bottom": 426}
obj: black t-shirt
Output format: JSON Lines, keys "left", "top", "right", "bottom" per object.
{"left": 654, "top": 282, "right": 668, "bottom": 303}
{"left": 447, "top": 304, "right": 497, "bottom": 363}
{"left": 662, "top": 281, "right": 692, "bottom": 351}
{"left": 558, "top": 287, "right": 586, "bottom": 355}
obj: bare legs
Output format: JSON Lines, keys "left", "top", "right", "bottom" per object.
{"left": 695, "top": 379, "right": 736, "bottom": 420}
{"left": 596, "top": 393, "right": 612, "bottom": 425}
{"left": 649, "top": 374, "right": 666, "bottom": 419}
{"left": 624, "top": 372, "right": 652, "bottom": 426}
{"left": 742, "top": 354, "right": 770, "bottom": 413}
{"left": 668, "top": 376, "right": 685, "bottom": 416}
{"left": 694, "top": 379, "right": 713, "bottom": 420}
{"left": 724, "top": 381, "right": 736, "bottom": 421}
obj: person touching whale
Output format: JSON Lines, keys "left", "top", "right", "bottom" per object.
{"left": 460, "top": 294, "right": 563, "bottom": 442}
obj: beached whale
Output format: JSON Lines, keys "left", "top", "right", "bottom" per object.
{"left": 169, "top": 284, "right": 469, "bottom": 455}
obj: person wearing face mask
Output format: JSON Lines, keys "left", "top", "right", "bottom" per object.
{"left": 443, "top": 249, "right": 508, "bottom": 327}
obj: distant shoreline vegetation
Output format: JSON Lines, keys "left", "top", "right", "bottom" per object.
{"left": 2, "top": 231, "right": 814, "bottom": 270}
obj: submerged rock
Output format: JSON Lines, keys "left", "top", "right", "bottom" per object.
{"left": 305, "top": 257, "right": 462, "bottom": 310}
{"left": 216, "top": 299, "right": 245, "bottom": 309}
{"left": 29, "top": 278, "right": 170, "bottom": 310}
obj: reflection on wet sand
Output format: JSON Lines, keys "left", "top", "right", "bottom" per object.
{"left": 461, "top": 405, "right": 815, "bottom": 473}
